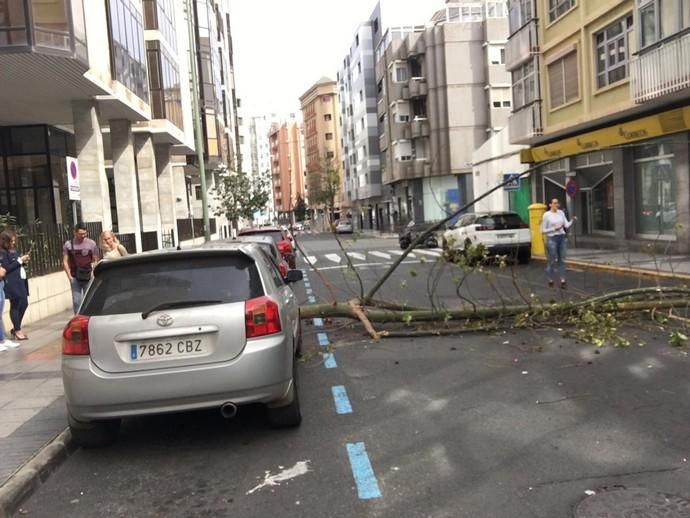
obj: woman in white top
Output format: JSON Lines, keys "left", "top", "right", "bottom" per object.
{"left": 540, "top": 198, "right": 577, "bottom": 288}
{"left": 99, "top": 231, "right": 129, "bottom": 260}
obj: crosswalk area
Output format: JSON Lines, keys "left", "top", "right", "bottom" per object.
{"left": 301, "top": 248, "right": 444, "bottom": 267}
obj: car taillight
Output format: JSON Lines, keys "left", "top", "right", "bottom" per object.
{"left": 245, "top": 296, "right": 282, "bottom": 338}
{"left": 279, "top": 262, "right": 288, "bottom": 279}
{"left": 476, "top": 225, "right": 493, "bottom": 231}
{"left": 62, "top": 315, "right": 90, "bottom": 355}
{"left": 278, "top": 240, "right": 292, "bottom": 254}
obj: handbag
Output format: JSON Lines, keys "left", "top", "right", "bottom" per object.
{"left": 70, "top": 239, "right": 93, "bottom": 282}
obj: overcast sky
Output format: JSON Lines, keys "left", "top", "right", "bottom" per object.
{"left": 228, "top": 0, "right": 444, "bottom": 117}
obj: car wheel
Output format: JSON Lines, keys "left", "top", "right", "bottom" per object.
{"left": 295, "top": 317, "right": 303, "bottom": 358}
{"left": 399, "top": 239, "right": 410, "bottom": 250}
{"left": 68, "top": 414, "right": 120, "bottom": 448}
{"left": 267, "top": 365, "right": 302, "bottom": 428}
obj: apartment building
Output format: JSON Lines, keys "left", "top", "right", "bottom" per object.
{"left": 376, "top": 1, "right": 510, "bottom": 226}
{"left": 268, "top": 120, "right": 305, "bottom": 222}
{"left": 0, "top": 0, "right": 240, "bottom": 321}
{"left": 248, "top": 114, "right": 275, "bottom": 224}
{"left": 299, "top": 77, "right": 345, "bottom": 221}
{"left": 507, "top": 0, "right": 690, "bottom": 252}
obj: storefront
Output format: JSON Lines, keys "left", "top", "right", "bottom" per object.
{"left": 524, "top": 107, "right": 690, "bottom": 253}
{"left": 0, "top": 125, "right": 75, "bottom": 225}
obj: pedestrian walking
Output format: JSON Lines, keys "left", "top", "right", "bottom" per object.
{"left": 541, "top": 198, "right": 577, "bottom": 289}
{"left": 99, "top": 230, "right": 128, "bottom": 260}
{"left": 0, "top": 231, "right": 30, "bottom": 342}
{"left": 63, "top": 223, "right": 99, "bottom": 314}
{"left": 0, "top": 260, "right": 19, "bottom": 352}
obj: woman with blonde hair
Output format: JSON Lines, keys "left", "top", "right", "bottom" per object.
{"left": 99, "top": 231, "right": 128, "bottom": 260}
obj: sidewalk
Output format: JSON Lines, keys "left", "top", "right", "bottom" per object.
{"left": 556, "top": 246, "right": 690, "bottom": 279}
{"left": 0, "top": 310, "right": 70, "bottom": 516}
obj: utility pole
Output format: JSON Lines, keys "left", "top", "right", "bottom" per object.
{"left": 185, "top": 0, "right": 211, "bottom": 242}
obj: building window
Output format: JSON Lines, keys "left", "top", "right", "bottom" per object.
{"left": 486, "top": 1, "right": 507, "bottom": 18}
{"left": 143, "top": 0, "right": 176, "bottom": 52}
{"left": 591, "top": 173, "right": 615, "bottom": 232}
{"left": 489, "top": 45, "right": 505, "bottom": 65}
{"left": 392, "top": 102, "right": 411, "bottom": 123}
{"left": 326, "top": 151, "right": 335, "bottom": 159}
{"left": 512, "top": 58, "right": 538, "bottom": 109}
{"left": 594, "top": 15, "right": 633, "bottom": 89}
{"left": 634, "top": 140, "right": 676, "bottom": 235}
{"left": 107, "top": 0, "right": 149, "bottom": 102}
{"left": 147, "top": 41, "right": 182, "bottom": 128}
{"left": 547, "top": 51, "right": 578, "bottom": 108}
{"left": 639, "top": 0, "right": 690, "bottom": 48}
{"left": 491, "top": 88, "right": 512, "bottom": 108}
{"left": 324, "top": 114, "right": 332, "bottom": 121}
{"left": 548, "top": 0, "right": 576, "bottom": 23}
{"left": 509, "top": 0, "right": 534, "bottom": 33}
{"left": 325, "top": 133, "right": 334, "bottom": 140}
{"left": 392, "top": 63, "right": 408, "bottom": 83}
{"left": 393, "top": 141, "right": 413, "bottom": 161}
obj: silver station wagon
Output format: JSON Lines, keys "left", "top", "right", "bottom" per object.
{"left": 62, "top": 242, "right": 303, "bottom": 447}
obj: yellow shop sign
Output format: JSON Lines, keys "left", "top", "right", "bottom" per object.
{"left": 521, "top": 106, "right": 690, "bottom": 163}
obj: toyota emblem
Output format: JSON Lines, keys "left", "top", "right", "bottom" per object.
{"left": 157, "top": 314, "right": 174, "bottom": 327}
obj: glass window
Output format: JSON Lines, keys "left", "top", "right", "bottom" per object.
{"left": 594, "top": 15, "right": 633, "bottom": 89}
{"left": 9, "top": 127, "right": 46, "bottom": 154}
{"left": 512, "top": 58, "right": 537, "bottom": 109}
{"left": 591, "top": 174, "right": 615, "bottom": 232}
{"left": 0, "top": 0, "right": 29, "bottom": 47}
{"left": 107, "top": 0, "right": 148, "bottom": 102}
{"left": 31, "top": 0, "right": 70, "bottom": 50}
{"left": 548, "top": 0, "right": 575, "bottom": 22}
{"left": 634, "top": 141, "right": 676, "bottom": 235}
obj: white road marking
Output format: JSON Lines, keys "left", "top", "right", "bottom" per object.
{"left": 308, "top": 260, "right": 421, "bottom": 271}
{"left": 306, "top": 256, "right": 317, "bottom": 265}
{"left": 346, "top": 252, "right": 367, "bottom": 261}
{"left": 325, "top": 253, "right": 342, "bottom": 264}
{"left": 389, "top": 250, "right": 416, "bottom": 259}
{"left": 369, "top": 251, "right": 391, "bottom": 260}
{"left": 247, "top": 461, "right": 312, "bottom": 495}
{"left": 415, "top": 249, "right": 442, "bottom": 257}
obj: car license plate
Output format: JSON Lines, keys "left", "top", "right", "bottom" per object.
{"left": 129, "top": 338, "right": 206, "bottom": 361}
{"left": 497, "top": 233, "right": 515, "bottom": 239}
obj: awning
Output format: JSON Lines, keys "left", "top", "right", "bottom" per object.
{"left": 521, "top": 105, "right": 690, "bottom": 163}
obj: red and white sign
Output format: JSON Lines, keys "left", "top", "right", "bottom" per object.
{"left": 66, "top": 157, "right": 81, "bottom": 201}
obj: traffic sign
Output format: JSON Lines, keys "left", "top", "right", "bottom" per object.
{"left": 503, "top": 173, "right": 520, "bottom": 192}
{"left": 66, "top": 156, "right": 81, "bottom": 201}
{"left": 566, "top": 178, "right": 579, "bottom": 198}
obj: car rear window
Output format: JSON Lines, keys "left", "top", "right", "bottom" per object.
{"left": 256, "top": 243, "right": 280, "bottom": 262}
{"left": 476, "top": 214, "right": 525, "bottom": 229}
{"left": 81, "top": 254, "right": 264, "bottom": 316}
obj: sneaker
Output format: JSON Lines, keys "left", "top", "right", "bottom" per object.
{"left": 548, "top": 280, "right": 554, "bottom": 288}
{"left": 2, "top": 340, "right": 20, "bottom": 348}
{"left": 560, "top": 280, "right": 567, "bottom": 289}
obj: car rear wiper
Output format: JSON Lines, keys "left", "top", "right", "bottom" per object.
{"left": 141, "top": 300, "right": 223, "bottom": 319}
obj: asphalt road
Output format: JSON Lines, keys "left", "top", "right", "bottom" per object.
{"left": 18, "top": 234, "right": 690, "bottom": 517}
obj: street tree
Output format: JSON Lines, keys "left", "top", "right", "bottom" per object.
{"left": 212, "top": 163, "right": 269, "bottom": 232}
{"left": 293, "top": 195, "right": 308, "bottom": 222}
{"left": 309, "top": 157, "right": 341, "bottom": 226}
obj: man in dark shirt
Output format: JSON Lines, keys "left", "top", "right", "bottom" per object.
{"left": 63, "top": 223, "right": 99, "bottom": 313}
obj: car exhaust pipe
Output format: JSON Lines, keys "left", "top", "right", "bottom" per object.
{"left": 220, "top": 402, "right": 238, "bottom": 419}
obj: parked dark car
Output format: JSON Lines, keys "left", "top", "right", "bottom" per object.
{"left": 398, "top": 221, "right": 446, "bottom": 250}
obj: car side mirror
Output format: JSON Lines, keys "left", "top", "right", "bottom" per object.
{"left": 286, "top": 269, "right": 303, "bottom": 283}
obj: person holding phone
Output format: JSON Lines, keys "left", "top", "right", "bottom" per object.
{"left": 541, "top": 198, "right": 577, "bottom": 289}
{"left": 0, "top": 231, "right": 30, "bottom": 340}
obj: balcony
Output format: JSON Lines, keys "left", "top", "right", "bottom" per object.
{"left": 411, "top": 118, "right": 430, "bottom": 139}
{"left": 508, "top": 102, "right": 543, "bottom": 145}
{"left": 505, "top": 19, "right": 539, "bottom": 71}
{"left": 408, "top": 77, "right": 427, "bottom": 98}
{"left": 389, "top": 122, "right": 411, "bottom": 142}
{"left": 389, "top": 82, "right": 408, "bottom": 101}
{"left": 379, "top": 132, "right": 389, "bottom": 151}
{"left": 413, "top": 159, "right": 430, "bottom": 177}
{"left": 631, "top": 32, "right": 690, "bottom": 104}
{"left": 377, "top": 97, "right": 387, "bottom": 118}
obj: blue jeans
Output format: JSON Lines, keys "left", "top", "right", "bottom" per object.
{"left": 71, "top": 278, "right": 90, "bottom": 314}
{"left": 546, "top": 234, "right": 567, "bottom": 282}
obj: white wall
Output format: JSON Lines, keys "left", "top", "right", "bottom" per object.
{"left": 3, "top": 272, "right": 72, "bottom": 330}
{"left": 472, "top": 127, "right": 528, "bottom": 213}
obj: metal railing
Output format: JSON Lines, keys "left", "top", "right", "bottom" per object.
{"left": 631, "top": 31, "right": 690, "bottom": 103}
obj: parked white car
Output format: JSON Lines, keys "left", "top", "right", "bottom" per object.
{"left": 442, "top": 211, "right": 531, "bottom": 264}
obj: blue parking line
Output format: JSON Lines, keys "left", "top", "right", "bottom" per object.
{"left": 323, "top": 353, "right": 337, "bottom": 368}
{"left": 306, "top": 288, "right": 313, "bottom": 295}
{"left": 313, "top": 318, "right": 323, "bottom": 327}
{"left": 346, "top": 442, "right": 382, "bottom": 500}
{"left": 331, "top": 385, "right": 352, "bottom": 414}
{"left": 304, "top": 282, "right": 311, "bottom": 288}
{"left": 317, "top": 333, "right": 330, "bottom": 347}
{"left": 308, "top": 295, "right": 316, "bottom": 303}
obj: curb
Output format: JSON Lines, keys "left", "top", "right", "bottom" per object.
{"left": 0, "top": 428, "right": 73, "bottom": 518}
{"left": 532, "top": 256, "right": 690, "bottom": 282}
